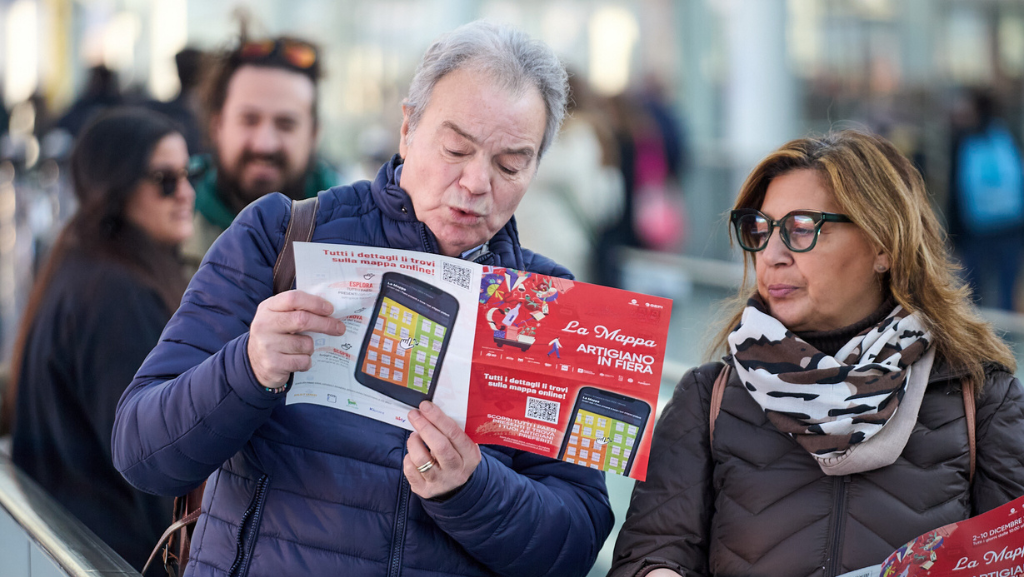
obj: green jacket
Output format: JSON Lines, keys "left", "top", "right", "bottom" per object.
{"left": 182, "top": 154, "right": 339, "bottom": 265}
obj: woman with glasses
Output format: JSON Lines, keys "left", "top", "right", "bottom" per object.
{"left": 3, "top": 108, "right": 193, "bottom": 575}
{"left": 609, "top": 130, "right": 1024, "bottom": 577}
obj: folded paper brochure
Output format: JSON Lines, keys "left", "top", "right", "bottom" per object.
{"left": 289, "top": 242, "right": 673, "bottom": 481}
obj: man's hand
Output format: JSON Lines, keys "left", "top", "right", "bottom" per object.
{"left": 647, "top": 571, "right": 683, "bottom": 577}
{"left": 404, "top": 401, "right": 481, "bottom": 499}
{"left": 248, "top": 290, "right": 345, "bottom": 388}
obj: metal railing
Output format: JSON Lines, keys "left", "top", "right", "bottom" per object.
{"left": 0, "top": 445, "right": 140, "bottom": 577}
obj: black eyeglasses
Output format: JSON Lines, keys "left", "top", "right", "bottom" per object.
{"left": 148, "top": 168, "right": 190, "bottom": 197}
{"left": 730, "top": 208, "right": 853, "bottom": 253}
{"left": 239, "top": 39, "right": 318, "bottom": 70}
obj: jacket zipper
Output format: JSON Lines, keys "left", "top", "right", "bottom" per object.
{"left": 824, "top": 475, "right": 850, "bottom": 577}
{"left": 418, "top": 225, "right": 436, "bottom": 255}
{"left": 228, "top": 474, "right": 270, "bottom": 577}
{"left": 387, "top": 433, "right": 412, "bottom": 577}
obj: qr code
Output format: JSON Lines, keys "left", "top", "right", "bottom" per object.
{"left": 442, "top": 261, "right": 473, "bottom": 290}
{"left": 526, "top": 396, "right": 560, "bottom": 424}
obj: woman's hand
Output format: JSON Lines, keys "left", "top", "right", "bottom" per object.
{"left": 247, "top": 290, "right": 346, "bottom": 388}
{"left": 404, "top": 401, "right": 482, "bottom": 499}
{"left": 646, "top": 570, "right": 684, "bottom": 577}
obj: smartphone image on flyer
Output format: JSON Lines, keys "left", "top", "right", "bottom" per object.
{"left": 557, "top": 387, "right": 652, "bottom": 476}
{"left": 355, "top": 272, "right": 460, "bottom": 407}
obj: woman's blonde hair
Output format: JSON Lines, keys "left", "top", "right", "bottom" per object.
{"left": 708, "top": 130, "right": 1014, "bottom": 392}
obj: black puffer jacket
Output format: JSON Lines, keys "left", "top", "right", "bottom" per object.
{"left": 609, "top": 357, "right": 1024, "bottom": 577}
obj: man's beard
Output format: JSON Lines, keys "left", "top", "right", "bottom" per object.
{"left": 216, "top": 150, "right": 312, "bottom": 212}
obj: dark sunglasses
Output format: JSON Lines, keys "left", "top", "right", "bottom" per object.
{"left": 730, "top": 208, "right": 853, "bottom": 253}
{"left": 147, "top": 168, "right": 190, "bottom": 197}
{"left": 239, "top": 39, "right": 318, "bottom": 70}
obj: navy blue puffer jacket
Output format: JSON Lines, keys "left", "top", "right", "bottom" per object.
{"left": 112, "top": 157, "right": 614, "bottom": 577}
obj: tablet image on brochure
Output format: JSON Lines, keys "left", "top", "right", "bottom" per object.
{"left": 355, "top": 271, "right": 459, "bottom": 406}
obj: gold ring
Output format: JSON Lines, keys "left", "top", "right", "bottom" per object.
{"left": 416, "top": 458, "right": 436, "bottom": 473}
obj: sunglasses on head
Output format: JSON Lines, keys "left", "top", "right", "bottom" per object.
{"left": 148, "top": 168, "right": 190, "bottom": 198}
{"left": 730, "top": 208, "right": 853, "bottom": 253}
{"left": 239, "top": 38, "right": 318, "bottom": 70}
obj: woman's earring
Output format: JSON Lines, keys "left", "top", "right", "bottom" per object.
{"left": 875, "top": 263, "right": 889, "bottom": 273}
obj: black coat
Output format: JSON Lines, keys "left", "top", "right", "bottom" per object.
{"left": 11, "top": 250, "right": 174, "bottom": 573}
{"left": 609, "top": 357, "right": 1024, "bottom": 577}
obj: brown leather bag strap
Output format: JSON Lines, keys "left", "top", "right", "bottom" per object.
{"left": 176, "top": 483, "right": 205, "bottom": 572}
{"left": 142, "top": 507, "right": 201, "bottom": 575}
{"left": 272, "top": 196, "right": 320, "bottom": 295}
{"left": 963, "top": 380, "right": 976, "bottom": 483}
{"left": 709, "top": 364, "right": 730, "bottom": 448}
{"left": 143, "top": 481, "right": 205, "bottom": 576}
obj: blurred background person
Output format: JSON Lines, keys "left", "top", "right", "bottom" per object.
{"left": 609, "top": 130, "right": 1024, "bottom": 577}
{"left": 516, "top": 73, "right": 624, "bottom": 283}
{"left": 630, "top": 75, "right": 687, "bottom": 255}
{"left": 946, "top": 88, "right": 1024, "bottom": 311}
{"left": 147, "top": 47, "right": 207, "bottom": 156}
{"left": 1, "top": 108, "right": 193, "bottom": 575}
{"left": 594, "top": 88, "right": 686, "bottom": 289}
{"left": 53, "top": 65, "right": 124, "bottom": 139}
{"left": 184, "top": 35, "right": 339, "bottom": 266}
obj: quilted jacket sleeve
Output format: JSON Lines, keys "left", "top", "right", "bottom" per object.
{"left": 607, "top": 363, "right": 720, "bottom": 577}
{"left": 112, "top": 194, "right": 293, "bottom": 496}
{"left": 972, "top": 369, "right": 1024, "bottom": 515}
{"left": 421, "top": 448, "right": 612, "bottom": 577}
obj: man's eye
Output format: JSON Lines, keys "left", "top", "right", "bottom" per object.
{"left": 497, "top": 157, "right": 529, "bottom": 175}
{"left": 445, "top": 148, "right": 470, "bottom": 157}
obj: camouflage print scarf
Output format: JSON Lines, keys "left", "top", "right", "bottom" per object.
{"left": 727, "top": 296, "right": 932, "bottom": 460}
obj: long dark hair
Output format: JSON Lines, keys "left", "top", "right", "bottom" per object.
{"left": 1, "top": 108, "right": 190, "bottom": 434}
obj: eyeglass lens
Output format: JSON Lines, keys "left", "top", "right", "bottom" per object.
{"left": 240, "top": 40, "right": 316, "bottom": 69}
{"left": 283, "top": 43, "right": 317, "bottom": 68}
{"left": 151, "top": 170, "right": 187, "bottom": 197}
{"left": 736, "top": 212, "right": 820, "bottom": 251}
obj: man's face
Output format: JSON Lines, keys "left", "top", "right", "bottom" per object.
{"left": 399, "top": 67, "right": 547, "bottom": 257}
{"left": 211, "top": 65, "right": 317, "bottom": 204}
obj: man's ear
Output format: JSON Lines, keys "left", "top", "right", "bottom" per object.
{"left": 311, "top": 121, "right": 320, "bottom": 145}
{"left": 399, "top": 104, "right": 413, "bottom": 158}
{"left": 208, "top": 112, "right": 222, "bottom": 145}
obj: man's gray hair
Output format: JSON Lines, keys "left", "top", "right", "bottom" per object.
{"left": 404, "top": 20, "right": 568, "bottom": 158}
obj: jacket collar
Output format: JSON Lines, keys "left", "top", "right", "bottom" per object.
{"left": 369, "top": 154, "right": 526, "bottom": 269}
{"left": 926, "top": 354, "right": 1011, "bottom": 384}
{"left": 191, "top": 154, "right": 339, "bottom": 230}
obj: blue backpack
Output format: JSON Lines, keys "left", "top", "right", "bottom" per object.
{"left": 956, "top": 122, "right": 1024, "bottom": 235}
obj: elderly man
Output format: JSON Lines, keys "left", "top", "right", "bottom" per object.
{"left": 183, "top": 35, "right": 339, "bottom": 263}
{"left": 113, "top": 21, "right": 613, "bottom": 577}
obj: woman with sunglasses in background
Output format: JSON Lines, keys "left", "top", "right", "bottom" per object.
{"left": 2, "top": 108, "right": 193, "bottom": 575}
{"left": 609, "top": 130, "right": 1024, "bottom": 577}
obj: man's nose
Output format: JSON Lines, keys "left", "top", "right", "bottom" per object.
{"left": 459, "top": 155, "right": 492, "bottom": 195}
{"left": 249, "top": 120, "right": 281, "bottom": 153}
